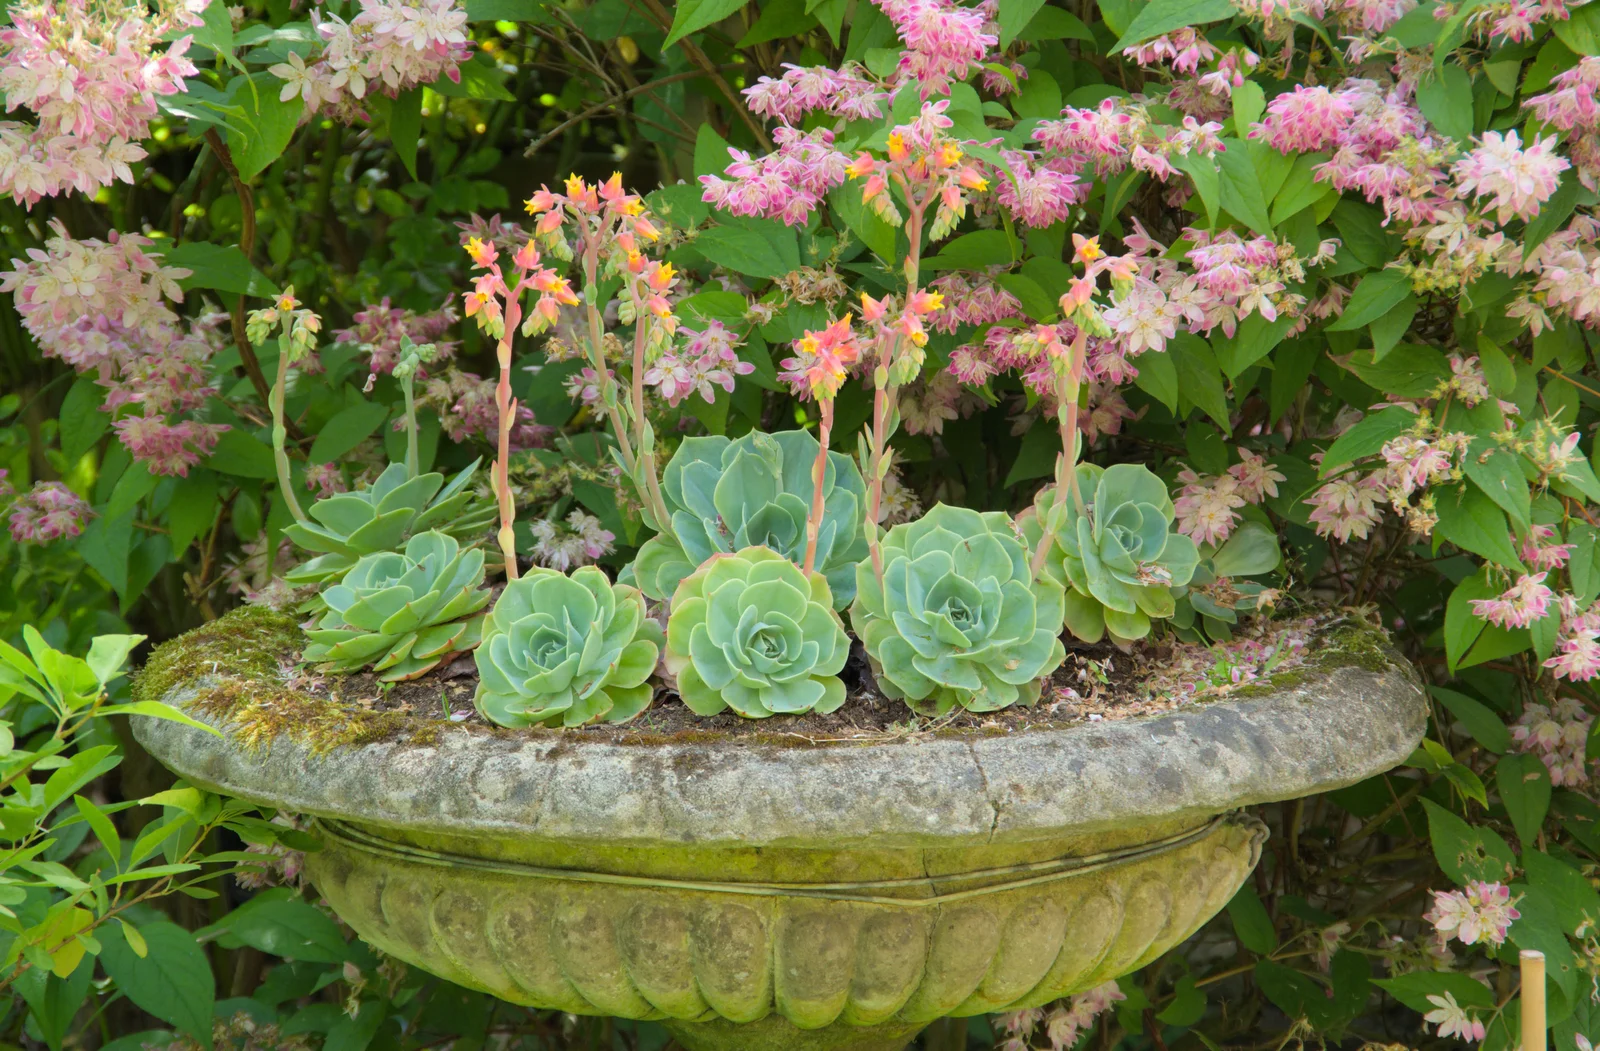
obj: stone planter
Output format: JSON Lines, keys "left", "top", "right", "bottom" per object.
{"left": 133, "top": 612, "right": 1425, "bottom": 1051}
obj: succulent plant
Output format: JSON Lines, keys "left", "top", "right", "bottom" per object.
{"left": 1020, "top": 463, "right": 1201, "bottom": 645}
{"left": 301, "top": 531, "right": 491, "bottom": 681}
{"left": 664, "top": 547, "right": 849, "bottom": 718}
{"left": 851, "top": 504, "right": 1067, "bottom": 715}
{"left": 627, "top": 430, "right": 868, "bottom": 609}
{"left": 285, "top": 461, "right": 496, "bottom": 586}
{"left": 1171, "top": 521, "right": 1282, "bottom": 639}
{"left": 473, "top": 567, "right": 664, "bottom": 728}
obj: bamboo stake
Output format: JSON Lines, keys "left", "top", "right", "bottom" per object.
{"left": 1522, "top": 950, "right": 1546, "bottom": 1051}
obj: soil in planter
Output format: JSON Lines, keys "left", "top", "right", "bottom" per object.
{"left": 139, "top": 603, "right": 1382, "bottom": 751}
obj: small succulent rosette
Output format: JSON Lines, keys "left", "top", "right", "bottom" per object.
{"left": 286, "top": 460, "right": 494, "bottom": 588}
{"left": 664, "top": 546, "right": 850, "bottom": 718}
{"left": 301, "top": 531, "right": 490, "bottom": 681}
{"left": 851, "top": 504, "right": 1067, "bottom": 715}
{"left": 1020, "top": 463, "right": 1201, "bottom": 646}
{"left": 627, "top": 430, "right": 868, "bottom": 610}
{"left": 473, "top": 567, "right": 664, "bottom": 728}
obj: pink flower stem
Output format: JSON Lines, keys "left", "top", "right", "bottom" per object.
{"left": 864, "top": 199, "right": 927, "bottom": 585}
{"left": 1030, "top": 327, "right": 1088, "bottom": 577}
{"left": 624, "top": 279, "right": 675, "bottom": 541}
{"left": 494, "top": 274, "right": 524, "bottom": 581}
{"left": 803, "top": 397, "right": 835, "bottom": 577}
{"left": 579, "top": 238, "right": 640, "bottom": 479}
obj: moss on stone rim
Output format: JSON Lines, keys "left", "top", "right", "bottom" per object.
{"left": 132, "top": 606, "right": 1406, "bottom": 754}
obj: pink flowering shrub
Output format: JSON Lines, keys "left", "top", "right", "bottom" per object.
{"left": 9, "top": 0, "right": 1600, "bottom": 1040}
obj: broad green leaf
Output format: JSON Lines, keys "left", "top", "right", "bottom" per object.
{"left": 204, "top": 897, "right": 352, "bottom": 963}
{"left": 1570, "top": 523, "right": 1600, "bottom": 606}
{"left": 1421, "top": 798, "right": 1515, "bottom": 885}
{"left": 998, "top": 0, "right": 1047, "bottom": 46}
{"left": 85, "top": 634, "right": 143, "bottom": 688}
{"left": 166, "top": 472, "right": 219, "bottom": 554}
{"left": 163, "top": 242, "right": 278, "bottom": 298}
{"left": 1345, "top": 344, "right": 1447, "bottom": 396}
{"left": 1318, "top": 405, "right": 1416, "bottom": 476}
{"left": 73, "top": 796, "right": 121, "bottom": 868}
{"left": 58, "top": 377, "right": 109, "bottom": 467}
{"left": 1524, "top": 175, "right": 1581, "bottom": 260}
{"left": 1133, "top": 347, "right": 1178, "bottom": 413}
{"left": 665, "top": 0, "right": 749, "bottom": 44}
{"left": 225, "top": 74, "right": 301, "bottom": 181}
{"left": 1462, "top": 439, "right": 1531, "bottom": 533}
{"left": 308, "top": 402, "right": 391, "bottom": 466}
{"left": 1170, "top": 333, "right": 1230, "bottom": 429}
{"left": 429, "top": 57, "right": 515, "bottom": 100}
{"left": 1327, "top": 270, "right": 1412, "bottom": 332}
{"left": 923, "top": 229, "right": 1018, "bottom": 270}
{"left": 1369, "top": 295, "right": 1417, "bottom": 361}
{"left": 1415, "top": 64, "right": 1474, "bottom": 142}
{"left": 1226, "top": 885, "right": 1277, "bottom": 953}
{"left": 204, "top": 429, "right": 277, "bottom": 479}
{"left": 1497, "top": 752, "right": 1552, "bottom": 848}
{"left": 1111, "top": 0, "right": 1234, "bottom": 50}
{"left": 1216, "top": 312, "right": 1293, "bottom": 378}
{"left": 1554, "top": 0, "right": 1600, "bottom": 54}
{"left": 1374, "top": 972, "right": 1496, "bottom": 1013}
{"left": 99, "top": 922, "right": 215, "bottom": 1048}
{"left": 1524, "top": 851, "right": 1600, "bottom": 934}
{"left": 1270, "top": 153, "right": 1333, "bottom": 226}
{"left": 695, "top": 222, "right": 801, "bottom": 278}
{"left": 464, "top": 0, "right": 553, "bottom": 18}
{"left": 100, "top": 702, "right": 224, "bottom": 736}
{"left": 1433, "top": 480, "right": 1524, "bottom": 568}
{"left": 1218, "top": 139, "right": 1273, "bottom": 236}
{"left": 389, "top": 88, "right": 422, "bottom": 180}
{"left": 1230, "top": 80, "right": 1265, "bottom": 136}
{"left": 1019, "top": 5, "right": 1095, "bottom": 40}
{"left": 1173, "top": 152, "right": 1220, "bottom": 225}
{"left": 1430, "top": 685, "right": 1509, "bottom": 753}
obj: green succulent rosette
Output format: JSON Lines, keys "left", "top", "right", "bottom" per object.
{"left": 285, "top": 460, "right": 495, "bottom": 586}
{"left": 1020, "top": 463, "right": 1200, "bottom": 645}
{"left": 851, "top": 504, "right": 1067, "bottom": 715}
{"left": 301, "top": 531, "right": 490, "bottom": 681}
{"left": 473, "top": 567, "right": 664, "bottom": 728}
{"left": 626, "top": 430, "right": 868, "bottom": 609}
{"left": 663, "top": 547, "right": 849, "bottom": 718}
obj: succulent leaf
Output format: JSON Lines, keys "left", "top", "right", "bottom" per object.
{"left": 851, "top": 504, "right": 1067, "bottom": 716}
{"left": 663, "top": 547, "right": 849, "bottom": 718}
{"left": 473, "top": 567, "right": 664, "bottom": 728}
{"left": 628, "top": 431, "right": 868, "bottom": 609}
{"left": 301, "top": 530, "right": 490, "bottom": 681}
{"left": 285, "top": 460, "right": 496, "bottom": 587}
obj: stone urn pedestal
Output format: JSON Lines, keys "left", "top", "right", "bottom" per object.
{"left": 133, "top": 613, "right": 1425, "bottom": 1051}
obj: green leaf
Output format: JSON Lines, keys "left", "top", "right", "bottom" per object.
{"left": 1345, "top": 343, "right": 1447, "bottom": 396}
{"left": 1554, "top": 0, "right": 1600, "bottom": 54}
{"left": 1226, "top": 885, "right": 1277, "bottom": 954}
{"left": 1173, "top": 152, "right": 1220, "bottom": 225}
{"left": 308, "top": 402, "right": 390, "bottom": 466}
{"left": 998, "top": 0, "right": 1047, "bottom": 45}
{"left": 695, "top": 222, "right": 801, "bottom": 279}
{"left": 831, "top": 187, "right": 898, "bottom": 264}
{"left": 738, "top": 0, "right": 816, "bottom": 44}
{"left": 429, "top": 56, "right": 516, "bottom": 100}
{"left": 1524, "top": 175, "right": 1581, "bottom": 260}
{"left": 163, "top": 242, "right": 278, "bottom": 298}
{"left": 1327, "top": 270, "right": 1413, "bottom": 332}
{"left": 1524, "top": 851, "right": 1600, "bottom": 934}
{"left": 1430, "top": 686, "right": 1510, "bottom": 753}
{"left": 1497, "top": 752, "right": 1552, "bottom": 848}
{"left": 389, "top": 88, "right": 422, "bottom": 180}
{"left": 1005, "top": 425, "right": 1062, "bottom": 487}
{"left": 1415, "top": 64, "right": 1474, "bottom": 142}
{"left": 1270, "top": 153, "right": 1333, "bottom": 225}
{"left": 325, "top": 1000, "right": 387, "bottom": 1051}
{"left": 923, "top": 229, "right": 1018, "bottom": 270}
{"left": 1374, "top": 971, "right": 1496, "bottom": 1014}
{"left": 100, "top": 922, "right": 214, "bottom": 1049}
{"left": 1369, "top": 295, "right": 1417, "bottom": 361}
{"left": 1332, "top": 198, "right": 1398, "bottom": 267}
{"left": 205, "top": 897, "right": 351, "bottom": 963}
{"left": 1433, "top": 480, "right": 1524, "bottom": 568}
{"left": 1157, "top": 976, "right": 1206, "bottom": 1027}
{"left": 104, "top": 461, "right": 158, "bottom": 524}
{"left": 1463, "top": 438, "right": 1532, "bottom": 533}
{"left": 1215, "top": 312, "right": 1293, "bottom": 378}
{"left": 99, "top": 701, "right": 224, "bottom": 737}
{"left": 73, "top": 796, "right": 122, "bottom": 866}
{"left": 1218, "top": 139, "right": 1274, "bottom": 236}
{"left": 1421, "top": 798, "right": 1515, "bottom": 885}
{"left": 1318, "top": 405, "right": 1416, "bottom": 476}
{"left": 1570, "top": 523, "right": 1600, "bottom": 606}
{"left": 224, "top": 74, "right": 301, "bottom": 181}
{"left": 1020, "top": 4, "right": 1094, "bottom": 39}
{"left": 1230, "top": 80, "right": 1265, "bottom": 136}
{"left": 665, "top": 0, "right": 748, "bottom": 44}
{"left": 204, "top": 429, "right": 276, "bottom": 479}
{"left": 166, "top": 472, "right": 219, "bottom": 554}
{"left": 1170, "top": 334, "right": 1230, "bottom": 429}
{"left": 1133, "top": 347, "right": 1178, "bottom": 413}
{"left": 1111, "top": 0, "right": 1234, "bottom": 49}
{"left": 59, "top": 377, "right": 109, "bottom": 467}
{"left": 464, "top": 0, "right": 552, "bottom": 19}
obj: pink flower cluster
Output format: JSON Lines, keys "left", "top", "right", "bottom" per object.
{"left": 1424, "top": 881, "right": 1520, "bottom": 947}
{"left": 0, "top": 0, "right": 201, "bottom": 206}
{"left": 1174, "top": 449, "right": 1286, "bottom": 546}
{"left": 271, "top": 0, "right": 471, "bottom": 121}
{"left": 643, "top": 320, "right": 754, "bottom": 407}
{"left": 743, "top": 62, "right": 887, "bottom": 124}
{"left": 1, "top": 222, "right": 230, "bottom": 476}
{"left": 1305, "top": 475, "right": 1386, "bottom": 542}
{"left": 699, "top": 126, "right": 851, "bottom": 228}
{"left": 1527, "top": 58, "right": 1600, "bottom": 190}
{"left": 927, "top": 270, "right": 1022, "bottom": 333}
{"left": 993, "top": 980, "right": 1125, "bottom": 1051}
{"left": 1033, "top": 98, "right": 1225, "bottom": 181}
{"left": 990, "top": 150, "right": 1087, "bottom": 228}
{"left": 1452, "top": 130, "right": 1568, "bottom": 223}
{"left": 418, "top": 367, "right": 548, "bottom": 449}
{"left": 1510, "top": 697, "right": 1592, "bottom": 786}
{"left": 877, "top": 0, "right": 996, "bottom": 98}
{"left": 7, "top": 481, "right": 91, "bottom": 544}
{"left": 1470, "top": 572, "right": 1554, "bottom": 629}
{"left": 1545, "top": 595, "right": 1600, "bottom": 682}
{"left": 1121, "top": 28, "right": 1218, "bottom": 74}
{"left": 529, "top": 510, "right": 615, "bottom": 571}
{"left": 334, "top": 297, "right": 460, "bottom": 375}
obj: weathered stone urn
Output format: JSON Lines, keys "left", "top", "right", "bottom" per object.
{"left": 133, "top": 611, "right": 1425, "bottom": 1051}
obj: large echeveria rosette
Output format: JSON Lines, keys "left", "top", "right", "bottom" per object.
{"left": 850, "top": 504, "right": 1067, "bottom": 715}
{"left": 1020, "top": 463, "right": 1201, "bottom": 645}
{"left": 473, "top": 568, "right": 664, "bottom": 728}
{"left": 301, "top": 530, "right": 490, "bottom": 681}
{"left": 664, "top": 547, "right": 849, "bottom": 718}
{"left": 627, "top": 430, "right": 868, "bottom": 609}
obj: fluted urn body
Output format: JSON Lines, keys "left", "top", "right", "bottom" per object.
{"left": 134, "top": 612, "right": 1425, "bottom": 1051}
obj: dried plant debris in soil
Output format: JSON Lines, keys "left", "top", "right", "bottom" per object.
{"left": 136, "top": 605, "right": 1384, "bottom": 750}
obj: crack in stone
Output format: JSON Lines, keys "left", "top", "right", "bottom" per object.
{"left": 966, "top": 740, "right": 1001, "bottom": 844}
